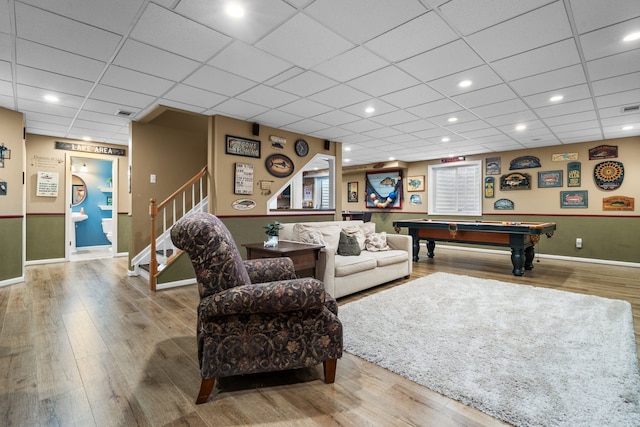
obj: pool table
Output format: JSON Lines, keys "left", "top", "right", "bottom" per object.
{"left": 392, "top": 219, "right": 556, "bottom": 276}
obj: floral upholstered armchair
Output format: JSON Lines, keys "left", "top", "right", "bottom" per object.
{"left": 170, "top": 212, "right": 343, "bottom": 404}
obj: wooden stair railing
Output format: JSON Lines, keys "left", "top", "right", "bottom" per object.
{"left": 148, "top": 166, "right": 208, "bottom": 291}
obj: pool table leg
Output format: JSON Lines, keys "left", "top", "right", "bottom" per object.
{"left": 524, "top": 246, "right": 535, "bottom": 270}
{"left": 511, "top": 248, "right": 525, "bottom": 276}
{"left": 426, "top": 240, "right": 436, "bottom": 258}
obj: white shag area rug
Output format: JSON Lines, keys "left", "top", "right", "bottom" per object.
{"left": 340, "top": 272, "right": 640, "bottom": 427}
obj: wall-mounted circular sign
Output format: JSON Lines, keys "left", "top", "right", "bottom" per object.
{"left": 265, "top": 154, "right": 294, "bottom": 178}
{"left": 594, "top": 160, "right": 624, "bottom": 190}
{"left": 295, "top": 139, "right": 309, "bottom": 157}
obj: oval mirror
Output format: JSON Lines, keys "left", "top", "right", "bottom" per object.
{"left": 72, "top": 174, "right": 87, "bottom": 206}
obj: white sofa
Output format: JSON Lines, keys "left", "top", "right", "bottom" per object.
{"left": 279, "top": 220, "right": 412, "bottom": 298}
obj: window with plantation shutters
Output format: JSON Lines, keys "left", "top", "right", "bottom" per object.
{"left": 427, "top": 160, "right": 482, "bottom": 216}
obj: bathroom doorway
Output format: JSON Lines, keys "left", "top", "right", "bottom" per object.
{"left": 65, "top": 154, "right": 119, "bottom": 261}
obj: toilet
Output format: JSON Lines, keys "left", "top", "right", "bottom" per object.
{"left": 101, "top": 218, "right": 113, "bottom": 242}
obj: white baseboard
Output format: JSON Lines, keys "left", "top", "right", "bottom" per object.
{"left": 0, "top": 276, "right": 25, "bottom": 288}
{"left": 155, "top": 278, "right": 197, "bottom": 290}
{"left": 25, "top": 258, "right": 66, "bottom": 266}
{"left": 435, "top": 245, "right": 640, "bottom": 268}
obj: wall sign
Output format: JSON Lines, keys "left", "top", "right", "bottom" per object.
{"left": 589, "top": 145, "right": 618, "bottom": 160}
{"left": 226, "top": 135, "right": 261, "bottom": 158}
{"left": 560, "top": 190, "right": 588, "bottom": 208}
{"left": 55, "top": 141, "right": 126, "bottom": 156}
{"left": 36, "top": 171, "right": 59, "bottom": 197}
{"left": 593, "top": 160, "right": 624, "bottom": 190}
{"left": 494, "top": 199, "right": 514, "bottom": 210}
{"left": 602, "top": 196, "right": 634, "bottom": 211}
{"left": 366, "top": 170, "right": 402, "bottom": 209}
{"left": 265, "top": 154, "right": 294, "bottom": 178}
{"left": 509, "top": 156, "right": 541, "bottom": 170}
{"left": 234, "top": 163, "right": 253, "bottom": 195}
{"left": 567, "top": 162, "right": 581, "bottom": 187}
{"left": 537, "top": 170, "right": 563, "bottom": 188}
{"left": 484, "top": 176, "right": 495, "bottom": 198}
{"left": 485, "top": 157, "right": 501, "bottom": 175}
{"left": 499, "top": 172, "right": 531, "bottom": 190}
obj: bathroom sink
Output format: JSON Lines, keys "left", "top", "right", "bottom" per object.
{"left": 72, "top": 212, "right": 88, "bottom": 222}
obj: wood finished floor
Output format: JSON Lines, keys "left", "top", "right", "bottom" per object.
{"left": 1, "top": 248, "right": 638, "bottom": 426}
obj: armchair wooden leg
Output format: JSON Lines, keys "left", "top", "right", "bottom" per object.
{"left": 323, "top": 359, "right": 337, "bottom": 384}
{"left": 196, "top": 378, "right": 216, "bottom": 404}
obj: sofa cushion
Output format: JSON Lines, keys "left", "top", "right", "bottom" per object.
{"left": 365, "top": 232, "right": 390, "bottom": 251}
{"left": 338, "top": 231, "right": 361, "bottom": 256}
{"left": 334, "top": 256, "right": 376, "bottom": 277}
{"left": 360, "top": 222, "right": 376, "bottom": 237}
{"left": 298, "top": 229, "right": 327, "bottom": 246}
{"left": 293, "top": 224, "right": 341, "bottom": 249}
{"left": 368, "top": 250, "right": 408, "bottom": 267}
{"left": 342, "top": 225, "right": 366, "bottom": 250}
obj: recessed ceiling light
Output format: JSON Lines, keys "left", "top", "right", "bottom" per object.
{"left": 344, "top": 146, "right": 351, "bottom": 151}
{"left": 44, "top": 94, "right": 59, "bottom": 103}
{"left": 226, "top": 2, "right": 245, "bottom": 18}
{"left": 622, "top": 125, "right": 634, "bottom": 130}
{"left": 441, "top": 137, "right": 450, "bottom": 142}
{"left": 515, "top": 124, "right": 527, "bottom": 131}
{"left": 458, "top": 80, "right": 472, "bottom": 88}
{"left": 549, "top": 95, "right": 564, "bottom": 102}
{"left": 82, "top": 136, "right": 92, "bottom": 142}
{"left": 447, "top": 117, "right": 458, "bottom": 123}
{"left": 365, "top": 106, "right": 375, "bottom": 114}
{"left": 344, "top": 158, "right": 351, "bottom": 163}
{"left": 623, "top": 32, "right": 640, "bottom": 42}
{"left": 389, "top": 157, "right": 395, "bottom": 161}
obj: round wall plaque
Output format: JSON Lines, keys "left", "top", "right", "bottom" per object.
{"left": 265, "top": 154, "right": 294, "bottom": 178}
{"left": 594, "top": 160, "right": 624, "bottom": 190}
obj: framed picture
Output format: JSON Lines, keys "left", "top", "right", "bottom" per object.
{"left": 560, "top": 190, "right": 588, "bottom": 208}
{"left": 365, "top": 170, "right": 402, "bottom": 209}
{"left": 538, "top": 170, "right": 563, "bottom": 188}
{"left": 225, "top": 135, "right": 261, "bottom": 158}
{"left": 265, "top": 153, "right": 294, "bottom": 178}
{"left": 234, "top": 163, "right": 253, "bottom": 195}
{"left": 485, "top": 157, "right": 501, "bottom": 175}
{"left": 347, "top": 182, "right": 358, "bottom": 202}
{"left": 407, "top": 176, "right": 424, "bottom": 192}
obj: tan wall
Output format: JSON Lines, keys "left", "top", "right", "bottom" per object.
{"left": 0, "top": 107, "right": 25, "bottom": 216}
{"left": 129, "top": 109, "right": 208, "bottom": 258}
{"left": 343, "top": 136, "right": 640, "bottom": 216}
{"left": 209, "top": 115, "right": 338, "bottom": 216}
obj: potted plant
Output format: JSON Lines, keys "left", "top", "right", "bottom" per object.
{"left": 106, "top": 177, "right": 112, "bottom": 187}
{"left": 263, "top": 221, "right": 283, "bottom": 247}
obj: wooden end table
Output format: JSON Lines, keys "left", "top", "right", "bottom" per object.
{"left": 243, "top": 241, "right": 324, "bottom": 279}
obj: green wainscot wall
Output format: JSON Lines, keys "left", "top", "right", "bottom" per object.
{"left": 0, "top": 217, "right": 24, "bottom": 281}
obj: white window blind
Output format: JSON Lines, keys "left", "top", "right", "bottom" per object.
{"left": 428, "top": 160, "right": 482, "bottom": 216}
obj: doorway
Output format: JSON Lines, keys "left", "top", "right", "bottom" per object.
{"left": 66, "top": 154, "right": 118, "bottom": 261}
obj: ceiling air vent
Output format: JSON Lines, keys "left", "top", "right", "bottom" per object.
{"left": 115, "top": 109, "right": 134, "bottom": 117}
{"left": 621, "top": 105, "right": 639, "bottom": 113}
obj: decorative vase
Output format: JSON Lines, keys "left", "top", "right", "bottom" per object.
{"left": 264, "top": 235, "right": 279, "bottom": 247}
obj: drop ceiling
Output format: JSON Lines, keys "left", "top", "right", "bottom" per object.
{"left": 1, "top": 0, "right": 639, "bottom": 166}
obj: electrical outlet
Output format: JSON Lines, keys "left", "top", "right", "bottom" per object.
{"left": 150, "top": 174, "right": 156, "bottom": 184}
{"left": 576, "top": 238, "right": 582, "bottom": 248}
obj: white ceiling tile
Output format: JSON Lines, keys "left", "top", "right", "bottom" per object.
{"left": 250, "top": 109, "right": 302, "bottom": 128}
{"left": 473, "top": 99, "right": 530, "bottom": 119}
{"left": 17, "top": 84, "right": 84, "bottom": 108}
{"left": 313, "top": 109, "right": 360, "bottom": 126}
{"left": 175, "top": 0, "right": 296, "bottom": 44}
{"left": 18, "top": 98, "right": 79, "bottom": 117}
{"left": 278, "top": 98, "right": 333, "bottom": 117}
{"left": 592, "top": 72, "right": 640, "bottom": 96}
{"left": 407, "top": 98, "right": 463, "bottom": 118}
{"left": 510, "top": 64, "right": 587, "bottom": 97}
{"left": 82, "top": 98, "right": 139, "bottom": 116}
{"left": 113, "top": 40, "right": 200, "bottom": 81}
{"left": 309, "top": 85, "right": 370, "bottom": 109}
{"left": 256, "top": 14, "right": 353, "bottom": 69}
{"left": 305, "top": 0, "right": 426, "bottom": 44}
{"left": 397, "top": 40, "right": 484, "bottom": 83}
{"left": 599, "top": 105, "right": 640, "bottom": 119}
{"left": 0, "top": 80, "right": 14, "bottom": 97}
{"left": 0, "top": 35, "right": 11, "bottom": 62}
{"left": 446, "top": 119, "right": 491, "bottom": 133}
{"left": 369, "top": 110, "right": 421, "bottom": 127}
{"left": 569, "top": 0, "right": 640, "bottom": 34}
{"left": 131, "top": 3, "right": 230, "bottom": 62}
{"left": 16, "top": 39, "right": 105, "bottom": 81}
{"left": 0, "top": 1, "right": 10, "bottom": 34}
{"left": 491, "top": 39, "right": 581, "bottom": 82}
{"left": 580, "top": 18, "right": 640, "bottom": 61}
{"left": 587, "top": 49, "right": 640, "bottom": 81}
{"left": 19, "top": 0, "right": 146, "bottom": 34}
{"left": 183, "top": 65, "right": 256, "bottom": 97}
{"left": 313, "top": 47, "right": 387, "bottom": 82}
{"left": 286, "top": 119, "right": 332, "bottom": 135}
{"left": 596, "top": 88, "right": 640, "bottom": 109}
{"left": 485, "top": 110, "right": 538, "bottom": 127}
{"left": 362, "top": 126, "right": 403, "bottom": 139}
{"left": 436, "top": 0, "right": 552, "bottom": 36}
{"left": 523, "top": 84, "right": 592, "bottom": 108}
{"left": 460, "top": 127, "right": 502, "bottom": 139}
{"left": 275, "top": 71, "right": 337, "bottom": 97}
{"left": 466, "top": 2, "right": 572, "bottom": 62}
{"left": 73, "top": 119, "right": 121, "bottom": 133}
{"left": 347, "top": 66, "right": 421, "bottom": 97}
{"left": 236, "top": 85, "right": 299, "bottom": 109}
{"left": 209, "top": 41, "right": 292, "bottom": 83}
{"left": 542, "top": 110, "right": 597, "bottom": 126}
{"left": 549, "top": 120, "right": 601, "bottom": 133}
{"left": 100, "top": 65, "right": 174, "bottom": 96}
{"left": 264, "top": 67, "right": 305, "bottom": 87}
{"left": 17, "top": 65, "right": 94, "bottom": 97}
{"left": 155, "top": 98, "right": 206, "bottom": 114}
{"left": 427, "top": 65, "right": 504, "bottom": 97}
{"left": 341, "top": 99, "right": 397, "bottom": 119}
{"left": 163, "top": 84, "right": 227, "bottom": 109}
{"left": 452, "top": 84, "right": 517, "bottom": 108}
{"left": 392, "top": 119, "right": 437, "bottom": 133}
{"left": 76, "top": 110, "right": 130, "bottom": 127}
{"left": 90, "top": 84, "right": 156, "bottom": 108}
{"left": 381, "top": 84, "right": 444, "bottom": 109}
{"left": 365, "top": 11, "right": 458, "bottom": 62}
{"left": 534, "top": 98, "right": 595, "bottom": 118}
{"left": 555, "top": 128, "right": 604, "bottom": 139}
{"left": 209, "top": 98, "right": 269, "bottom": 119}
{"left": 16, "top": 3, "right": 121, "bottom": 61}
{"left": 430, "top": 109, "right": 478, "bottom": 127}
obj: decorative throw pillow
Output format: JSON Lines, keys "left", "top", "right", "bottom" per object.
{"left": 360, "top": 222, "right": 376, "bottom": 237}
{"left": 298, "top": 229, "right": 327, "bottom": 246}
{"left": 293, "top": 224, "right": 341, "bottom": 249}
{"left": 337, "top": 231, "right": 361, "bottom": 256}
{"left": 342, "top": 225, "right": 366, "bottom": 250}
{"left": 365, "top": 232, "right": 390, "bottom": 252}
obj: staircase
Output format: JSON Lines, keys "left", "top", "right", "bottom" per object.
{"left": 130, "top": 166, "right": 208, "bottom": 291}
